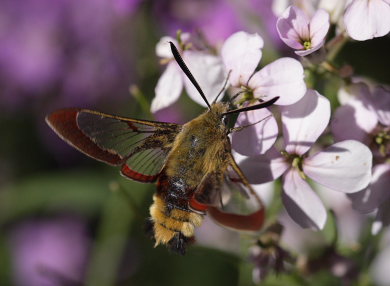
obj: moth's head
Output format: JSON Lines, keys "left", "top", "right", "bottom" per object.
{"left": 210, "top": 102, "right": 229, "bottom": 116}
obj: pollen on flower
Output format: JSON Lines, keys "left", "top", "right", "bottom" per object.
{"left": 303, "top": 41, "right": 312, "bottom": 50}
{"left": 292, "top": 156, "right": 306, "bottom": 179}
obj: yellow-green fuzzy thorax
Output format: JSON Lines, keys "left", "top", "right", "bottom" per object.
{"left": 165, "top": 102, "right": 230, "bottom": 187}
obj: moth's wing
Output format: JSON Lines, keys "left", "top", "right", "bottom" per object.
{"left": 192, "top": 172, "right": 223, "bottom": 208}
{"left": 205, "top": 154, "right": 265, "bottom": 231}
{"left": 46, "top": 108, "right": 181, "bottom": 182}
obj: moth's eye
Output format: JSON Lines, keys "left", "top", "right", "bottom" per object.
{"left": 222, "top": 115, "right": 228, "bottom": 126}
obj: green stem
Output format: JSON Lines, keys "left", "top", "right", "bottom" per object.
{"left": 129, "top": 84, "right": 154, "bottom": 119}
{"left": 84, "top": 187, "right": 134, "bottom": 286}
{"left": 325, "top": 32, "right": 348, "bottom": 63}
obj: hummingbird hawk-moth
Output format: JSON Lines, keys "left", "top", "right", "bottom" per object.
{"left": 46, "top": 42, "right": 278, "bottom": 254}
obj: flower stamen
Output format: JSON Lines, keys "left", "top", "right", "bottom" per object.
{"left": 303, "top": 40, "right": 312, "bottom": 50}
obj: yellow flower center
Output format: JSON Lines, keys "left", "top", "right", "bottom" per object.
{"left": 303, "top": 41, "right": 312, "bottom": 50}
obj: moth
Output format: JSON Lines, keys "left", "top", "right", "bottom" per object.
{"left": 46, "top": 42, "right": 278, "bottom": 254}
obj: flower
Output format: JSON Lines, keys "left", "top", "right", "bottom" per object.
{"left": 221, "top": 31, "right": 307, "bottom": 105}
{"left": 344, "top": 0, "right": 390, "bottom": 41}
{"left": 276, "top": 5, "right": 330, "bottom": 56}
{"left": 348, "top": 163, "right": 390, "bottom": 232}
{"left": 231, "top": 108, "right": 279, "bottom": 156}
{"left": 238, "top": 89, "right": 372, "bottom": 229}
{"left": 331, "top": 83, "right": 390, "bottom": 156}
{"left": 151, "top": 33, "right": 226, "bottom": 113}
{"left": 152, "top": 30, "right": 306, "bottom": 118}
{"left": 9, "top": 217, "right": 90, "bottom": 286}
{"left": 331, "top": 83, "right": 390, "bottom": 234}
{"left": 221, "top": 31, "right": 306, "bottom": 155}
{"left": 371, "top": 228, "right": 390, "bottom": 285}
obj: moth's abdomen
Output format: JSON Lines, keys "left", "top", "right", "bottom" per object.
{"left": 149, "top": 194, "right": 203, "bottom": 254}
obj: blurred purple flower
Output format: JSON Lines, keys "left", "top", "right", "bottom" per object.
{"left": 0, "top": 0, "right": 135, "bottom": 110}
{"left": 113, "top": 0, "right": 142, "bottom": 15}
{"left": 153, "top": 0, "right": 244, "bottom": 44}
{"left": 10, "top": 217, "right": 90, "bottom": 286}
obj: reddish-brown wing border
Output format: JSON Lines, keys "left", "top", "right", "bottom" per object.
{"left": 46, "top": 108, "right": 181, "bottom": 182}
{"left": 207, "top": 153, "right": 265, "bottom": 231}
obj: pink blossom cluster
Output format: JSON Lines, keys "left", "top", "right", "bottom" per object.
{"left": 150, "top": 0, "right": 389, "bottom": 276}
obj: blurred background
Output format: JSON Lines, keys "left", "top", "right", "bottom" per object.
{"left": 0, "top": 0, "right": 389, "bottom": 286}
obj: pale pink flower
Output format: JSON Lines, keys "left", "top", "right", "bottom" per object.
{"left": 332, "top": 83, "right": 390, "bottom": 234}
{"left": 316, "top": 184, "right": 365, "bottom": 247}
{"left": 276, "top": 6, "right": 330, "bottom": 56}
{"left": 239, "top": 90, "right": 372, "bottom": 229}
{"left": 348, "top": 162, "right": 390, "bottom": 235}
{"left": 371, "top": 228, "right": 390, "bottom": 285}
{"left": 348, "top": 163, "right": 390, "bottom": 214}
{"left": 331, "top": 83, "right": 390, "bottom": 154}
{"left": 221, "top": 31, "right": 307, "bottom": 105}
{"left": 231, "top": 108, "right": 279, "bottom": 156}
{"left": 331, "top": 83, "right": 379, "bottom": 144}
{"left": 222, "top": 31, "right": 306, "bottom": 156}
{"left": 151, "top": 34, "right": 225, "bottom": 113}
{"left": 344, "top": 0, "right": 390, "bottom": 41}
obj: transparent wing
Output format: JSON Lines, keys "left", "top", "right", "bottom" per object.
{"left": 203, "top": 154, "right": 266, "bottom": 231}
{"left": 46, "top": 108, "right": 181, "bottom": 182}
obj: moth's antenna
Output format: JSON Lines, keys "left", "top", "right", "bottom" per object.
{"left": 212, "top": 70, "right": 231, "bottom": 104}
{"left": 222, "top": 97, "right": 279, "bottom": 116}
{"left": 169, "top": 42, "right": 211, "bottom": 109}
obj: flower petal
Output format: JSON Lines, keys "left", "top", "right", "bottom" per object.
{"left": 238, "top": 148, "right": 289, "bottom": 184}
{"left": 232, "top": 108, "right": 278, "bottom": 156}
{"left": 372, "top": 200, "right": 390, "bottom": 235}
{"left": 252, "top": 182, "right": 275, "bottom": 207}
{"left": 331, "top": 87, "right": 378, "bottom": 143}
{"left": 371, "top": 241, "right": 390, "bottom": 285}
{"left": 331, "top": 105, "right": 374, "bottom": 144}
{"left": 151, "top": 62, "right": 183, "bottom": 113}
{"left": 348, "top": 163, "right": 390, "bottom": 213}
{"left": 155, "top": 36, "right": 177, "bottom": 58}
{"left": 344, "top": 0, "right": 390, "bottom": 41}
{"left": 281, "top": 89, "right": 330, "bottom": 155}
{"left": 370, "top": 86, "right": 390, "bottom": 126}
{"left": 221, "top": 31, "right": 264, "bottom": 87}
{"left": 276, "top": 6, "right": 307, "bottom": 50}
{"left": 248, "top": 57, "right": 306, "bottom": 105}
{"left": 282, "top": 169, "right": 327, "bottom": 230}
{"left": 182, "top": 51, "right": 226, "bottom": 107}
{"left": 309, "top": 9, "right": 330, "bottom": 47}
{"left": 303, "top": 140, "right": 373, "bottom": 193}
{"left": 316, "top": 183, "right": 364, "bottom": 246}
